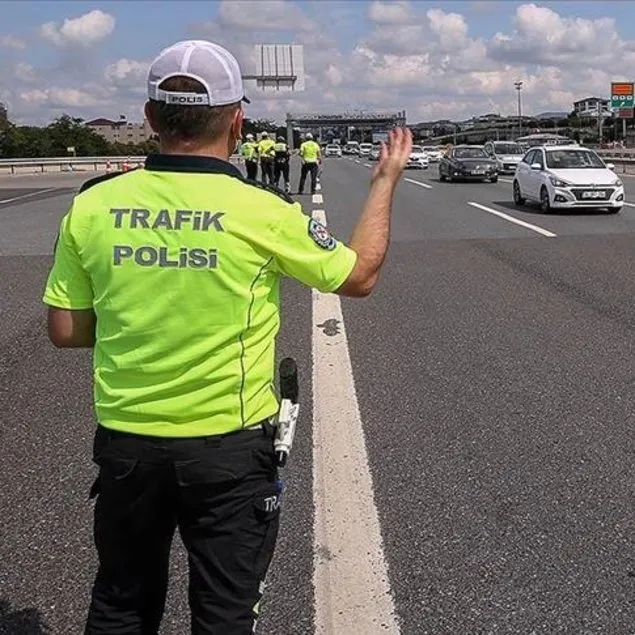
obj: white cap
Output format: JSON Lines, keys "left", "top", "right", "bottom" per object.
{"left": 246, "top": 133, "right": 254, "bottom": 140}
{"left": 261, "top": 131, "right": 268, "bottom": 137}
{"left": 147, "top": 40, "right": 250, "bottom": 107}
{"left": 306, "top": 132, "right": 313, "bottom": 139}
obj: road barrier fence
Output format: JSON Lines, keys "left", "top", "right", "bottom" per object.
{"left": 1, "top": 150, "right": 635, "bottom": 176}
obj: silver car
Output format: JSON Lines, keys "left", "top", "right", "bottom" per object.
{"left": 484, "top": 141, "right": 524, "bottom": 174}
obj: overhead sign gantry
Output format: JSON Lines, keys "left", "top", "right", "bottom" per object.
{"left": 285, "top": 111, "right": 407, "bottom": 148}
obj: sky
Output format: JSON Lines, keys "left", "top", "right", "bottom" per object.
{"left": 1, "top": 0, "right": 635, "bottom": 126}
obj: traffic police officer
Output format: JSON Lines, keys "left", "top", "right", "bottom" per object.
{"left": 298, "top": 132, "right": 321, "bottom": 195}
{"left": 273, "top": 135, "right": 291, "bottom": 193}
{"left": 241, "top": 132, "right": 258, "bottom": 180}
{"left": 257, "top": 131, "right": 275, "bottom": 185}
{"left": 42, "top": 38, "right": 412, "bottom": 635}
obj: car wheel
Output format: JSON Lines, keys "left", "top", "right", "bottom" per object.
{"left": 540, "top": 186, "right": 552, "bottom": 214}
{"left": 513, "top": 180, "right": 525, "bottom": 206}
{"left": 439, "top": 172, "right": 446, "bottom": 182}
{"left": 490, "top": 175, "right": 498, "bottom": 183}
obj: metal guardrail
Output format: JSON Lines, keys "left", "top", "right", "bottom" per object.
{"left": 1, "top": 150, "right": 635, "bottom": 176}
{"left": 0, "top": 155, "right": 242, "bottom": 176}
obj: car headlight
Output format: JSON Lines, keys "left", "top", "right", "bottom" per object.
{"left": 613, "top": 178, "right": 623, "bottom": 187}
{"left": 549, "top": 176, "right": 570, "bottom": 188}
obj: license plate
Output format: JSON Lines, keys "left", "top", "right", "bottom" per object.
{"left": 582, "top": 190, "right": 605, "bottom": 199}
{"left": 472, "top": 170, "right": 485, "bottom": 175}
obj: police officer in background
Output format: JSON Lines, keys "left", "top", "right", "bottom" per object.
{"left": 298, "top": 132, "right": 321, "bottom": 195}
{"left": 273, "top": 135, "right": 291, "bottom": 193}
{"left": 42, "top": 38, "right": 412, "bottom": 635}
{"left": 241, "top": 132, "right": 258, "bottom": 180}
{"left": 257, "top": 131, "right": 275, "bottom": 185}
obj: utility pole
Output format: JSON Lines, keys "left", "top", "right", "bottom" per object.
{"left": 514, "top": 81, "right": 523, "bottom": 140}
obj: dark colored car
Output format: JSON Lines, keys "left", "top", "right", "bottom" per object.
{"left": 439, "top": 145, "right": 498, "bottom": 183}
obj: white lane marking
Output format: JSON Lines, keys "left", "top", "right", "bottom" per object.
{"left": 623, "top": 201, "right": 635, "bottom": 207}
{"left": 312, "top": 208, "right": 400, "bottom": 635}
{"left": 0, "top": 187, "right": 57, "bottom": 204}
{"left": 404, "top": 177, "right": 433, "bottom": 190}
{"left": 468, "top": 201, "right": 557, "bottom": 237}
{"left": 312, "top": 193, "right": 324, "bottom": 204}
{"left": 363, "top": 163, "right": 371, "bottom": 168}
{"left": 499, "top": 178, "right": 514, "bottom": 184}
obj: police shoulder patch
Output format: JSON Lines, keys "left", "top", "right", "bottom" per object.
{"left": 308, "top": 218, "right": 336, "bottom": 251}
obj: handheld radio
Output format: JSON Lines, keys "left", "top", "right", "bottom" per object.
{"left": 274, "top": 358, "right": 299, "bottom": 467}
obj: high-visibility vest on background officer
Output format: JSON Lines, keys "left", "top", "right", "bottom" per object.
{"left": 274, "top": 135, "right": 290, "bottom": 193}
{"left": 41, "top": 37, "right": 412, "bottom": 635}
{"left": 257, "top": 131, "right": 275, "bottom": 185}
{"left": 298, "top": 132, "right": 321, "bottom": 195}
{"left": 241, "top": 133, "right": 258, "bottom": 180}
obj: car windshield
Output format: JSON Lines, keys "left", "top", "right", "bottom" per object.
{"left": 411, "top": 146, "right": 423, "bottom": 153}
{"left": 327, "top": 145, "right": 338, "bottom": 149}
{"left": 493, "top": 143, "right": 522, "bottom": 155}
{"left": 545, "top": 150, "right": 605, "bottom": 169}
{"left": 454, "top": 148, "right": 486, "bottom": 159}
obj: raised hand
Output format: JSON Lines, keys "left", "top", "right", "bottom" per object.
{"left": 371, "top": 128, "right": 413, "bottom": 183}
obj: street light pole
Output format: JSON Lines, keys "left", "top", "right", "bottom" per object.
{"left": 514, "top": 81, "right": 523, "bottom": 140}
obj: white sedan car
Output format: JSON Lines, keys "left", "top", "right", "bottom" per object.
{"left": 406, "top": 145, "right": 430, "bottom": 169}
{"left": 513, "top": 145, "right": 624, "bottom": 214}
{"left": 324, "top": 144, "right": 342, "bottom": 158}
{"left": 423, "top": 148, "right": 443, "bottom": 163}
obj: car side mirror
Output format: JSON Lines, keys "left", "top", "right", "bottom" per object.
{"left": 531, "top": 163, "right": 542, "bottom": 171}
{"left": 606, "top": 163, "right": 615, "bottom": 170}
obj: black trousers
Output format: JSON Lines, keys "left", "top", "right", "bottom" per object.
{"left": 245, "top": 160, "right": 258, "bottom": 181}
{"left": 85, "top": 422, "right": 281, "bottom": 635}
{"left": 298, "top": 162, "right": 318, "bottom": 194}
{"left": 274, "top": 161, "right": 290, "bottom": 189}
{"left": 260, "top": 159, "right": 274, "bottom": 185}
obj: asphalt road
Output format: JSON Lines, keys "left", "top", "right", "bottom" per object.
{"left": 2, "top": 160, "right": 635, "bottom": 634}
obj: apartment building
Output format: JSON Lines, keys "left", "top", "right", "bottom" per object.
{"left": 573, "top": 97, "right": 610, "bottom": 118}
{"left": 86, "top": 116, "right": 154, "bottom": 144}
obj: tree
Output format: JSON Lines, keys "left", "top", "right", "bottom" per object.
{"left": 0, "top": 101, "right": 8, "bottom": 132}
{"left": 45, "top": 114, "right": 112, "bottom": 156}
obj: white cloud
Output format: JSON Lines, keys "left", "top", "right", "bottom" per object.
{"left": 217, "top": 0, "right": 315, "bottom": 31}
{"left": 488, "top": 3, "right": 624, "bottom": 67}
{"left": 427, "top": 8, "right": 469, "bottom": 50}
{"left": 19, "top": 87, "right": 102, "bottom": 108}
{"left": 39, "top": 10, "right": 115, "bottom": 47}
{"left": 105, "top": 59, "right": 149, "bottom": 85}
{"left": 0, "top": 34, "right": 26, "bottom": 50}
{"left": 5, "top": 0, "right": 635, "bottom": 126}
{"left": 14, "top": 62, "right": 38, "bottom": 84}
{"left": 368, "top": 1, "right": 413, "bottom": 25}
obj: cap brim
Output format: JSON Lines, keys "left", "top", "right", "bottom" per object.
{"left": 242, "top": 95, "right": 251, "bottom": 104}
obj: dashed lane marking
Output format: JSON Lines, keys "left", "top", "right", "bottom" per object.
{"left": 404, "top": 177, "right": 433, "bottom": 190}
{"left": 312, "top": 208, "right": 401, "bottom": 635}
{"left": 312, "top": 193, "right": 324, "bottom": 204}
{"left": 468, "top": 201, "right": 557, "bottom": 237}
{"left": 0, "top": 187, "right": 58, "bottom": 204}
